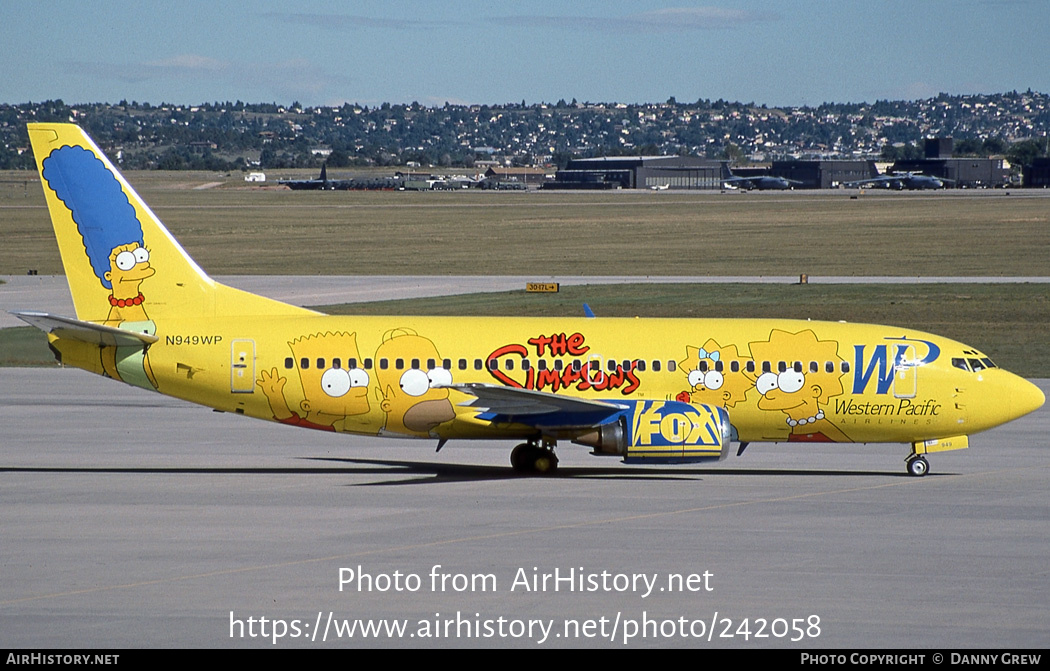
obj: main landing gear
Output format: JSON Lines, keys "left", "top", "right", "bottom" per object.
{"left": 905, "top": 454, "right": 930, "bottom": 477}
{"left": 510, "top": 442, "right": 559, "bottom": 475}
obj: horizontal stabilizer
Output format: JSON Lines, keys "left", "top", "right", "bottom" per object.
{"left": 11, "top": 311, "right": 158, "bottom": 347}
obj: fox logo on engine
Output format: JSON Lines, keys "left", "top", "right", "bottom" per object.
{"left": 631, "top": 401, "right": 722, "bottom": 447}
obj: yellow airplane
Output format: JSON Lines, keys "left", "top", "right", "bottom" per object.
{"left": 15, "top": 123, "right": 1044, "bottom": 476}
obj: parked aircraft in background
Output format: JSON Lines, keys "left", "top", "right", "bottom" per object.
{"left": 721, "top": 163, "right": 803, "bottom": 190}
{"left": 845, "top": 172, "right": 955, "bottom": 190}
{"left": 16, "top": 124, "right": 1044, "bottom": 477}
{"left": 279, "top": 164, "right": 341, "bottom": 190}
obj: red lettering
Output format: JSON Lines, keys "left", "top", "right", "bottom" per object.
{"left": 487, "top": 336, "right": 641, "bottom": 396}
{"left": 566, "top": 332, "right": 588, "bottom": 356}
{"left": 527, "top": 335, "right": 553, "bottom": 357}
{"left": 486, "top": 344, "right": 527, "bottom": 388}
{"left": 536, "top": 369, "right": 562, "bottom": 392}
{"left": 622, "top": 367, "right": 641, "bottom": 395}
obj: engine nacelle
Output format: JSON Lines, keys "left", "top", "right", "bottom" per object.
{"left": 575, "top": 400, "right": 732, "bottom": 464}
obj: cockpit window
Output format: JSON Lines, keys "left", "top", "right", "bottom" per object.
{"left": 981, "top": 357, "right": 997, "bottom": 369}
{"left": 968, "top": 358, "right": 986, "bottom": 372}
{"left": 952, "top": 358, "right": 970, "bottom": 371}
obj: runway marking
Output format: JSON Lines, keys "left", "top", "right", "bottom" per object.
{"left": 5, "top": 465, "right": 1040, "bottom": 606}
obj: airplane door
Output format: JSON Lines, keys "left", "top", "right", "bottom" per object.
{"left": 231, "top": 339, "right": 256, "bottom": 393}
{"left": 586, "top": 353, "right": 605, "bottom": 386}
{"left": 893, "top": 344, "right": 917, "bottom": 399}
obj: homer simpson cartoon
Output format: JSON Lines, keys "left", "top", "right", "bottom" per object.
{"left": 374, "top": 328, "right": 456, "bottom": 437}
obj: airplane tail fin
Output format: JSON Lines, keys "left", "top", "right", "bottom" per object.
{"left": 27, "top": 123, "right": 315, "bottom": 323}
{"left": 720, "top": 161, "right": 733, "bottom": 180}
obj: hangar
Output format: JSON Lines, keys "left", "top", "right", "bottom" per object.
{"left": 770, "top": 160, "right": 879, "bottom": 189}
{"left": 545, "top": 156, "right": 724, "bottom": 190}
{"left": 890, "top": 138, "right": 1009, "bottom": 188}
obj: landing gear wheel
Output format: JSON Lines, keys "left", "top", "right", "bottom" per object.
{"left": 510, "top": 444, "right": 559, "bottom": 475}
{"left": 510, "top": 444, "right": 531, "bottom": 472}
{"left": 532, "top": 450, "right": 559, "bottom": 475}
{"left": 906, "top": 455, "right": 929, "bottom": 477}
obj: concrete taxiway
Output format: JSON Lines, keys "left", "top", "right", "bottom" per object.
{"left": 1, "top": 367, "right": 1047, "bottom": 648}
{"left": 3, "top": 274, "right": 1049, "bottom": 329}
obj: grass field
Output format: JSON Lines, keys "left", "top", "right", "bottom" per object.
{"left": 3, "top": 283, "right": 1047, "bottom": 376}
{"left": 1, "top": 171, "right": 1049, "bottom": 276}
{"left": 2, "top": 170, "right": 1047, "bottom": 374}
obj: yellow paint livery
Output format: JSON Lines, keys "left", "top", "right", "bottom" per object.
{"left": 17, "top": 124, "right": 1045, "bottom": 476}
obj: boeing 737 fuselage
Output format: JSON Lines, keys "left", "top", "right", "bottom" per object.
{"left": 16, "top": 124, "right": 1044, "bottom": 476}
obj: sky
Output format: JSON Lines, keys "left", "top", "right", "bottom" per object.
{"left": 3, "top": 0, "right": 1047, "bottom": 108}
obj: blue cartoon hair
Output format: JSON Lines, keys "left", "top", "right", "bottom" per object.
{"left": 41, "top": 145, "right": 143, "bottom": 290}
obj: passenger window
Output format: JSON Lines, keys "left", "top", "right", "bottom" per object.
{"left": 317, "top": 358, "right": 325, "bottom": 369}
{"left": 715, "top": 360, "right": 724, "bottom": 372}
{"left": 825, "top": 361, "right": 834, "bottom": 373}
{"left": 555, "top": 360, "right": 564, "bottom": 371}
{"left": 505, "top": 359, "right": 514, "bottom": 370}
{"left": 667, "top": 360, "right": 676, "bottom": 372}
{"left": 761, "top": 361, "right": 771, "bottom": 373}
{"left": 699, "top": 360, "right": 708, "bottom": 372}
{"left": 411, "top": 358, "right": 420, "bottom": 370}
{"left": 333, "top": 358, "right": 341, "bottom": 369}
{"left": 841, "top": 362, "right": 850, "bottom": 373}
{"left": 458, "top": 359, "right": 467, "bottom": 370}
{"left": 284, "top": 357, "right": 294, "bottom": 369}
{"left": 487, "top": 359, "right": 498, "bottom": 370}
{"left": 300, "top": 357, "right": 310, "bottom": 370}
{"left": 572, "top": 360, "right": 582, "bottom": 372}
{"left": 395, "top": 358, "right": 404, "bottom": 370}
{"left": 443, "top": 358, "right": 451, "bottom": 369}
{"left": 810, "top": 361, "right": 819, "bottom": 373}
{"left": 379, "top": 359, "right": 388, "bottom": 370}
{"left": 636, "top": 360, "right": 647, "bottom": 372}
{"left": 607, "top": 359, "right": 616, "bottom": 372}
{"left": 746, "top": 361, "right": 755, "bottom": 373}
{"left": 363, "top": 358, "right": 373, "bottom": 370}
{"left": 522, "top": 359, "right": 531, "bottom": 370}
{"left": 793, "top": 362, "right": 802, "bottom": 373}
{"left": 348, "top": 358, "right": 357, "bottom": 369}
{"left": 778, "top": 361, "right": 787, "bottom": 373}
{"left": 730, "top": 361, "right": 739, "bottom": 373}
{"left": 538, "top": 360, "right": 548, "bottom": 371}
{"left": 474, "top": 359, "right": 483, "bottom": 371}
{"left": 652, "top": 360, "right": 661, "bottom": 372}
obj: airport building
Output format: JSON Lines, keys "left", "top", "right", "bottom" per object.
{"left": 890, "top": 138, "right": 1009, "bottom": 188}
{"left": 1022, "top": 157, "right": 1050, "bottom": 188}
{"left": 545, "top": 156, "right": 724, "bottom": 190}
{"left": 769, "top": 160, "right": 879, "bottom": 189}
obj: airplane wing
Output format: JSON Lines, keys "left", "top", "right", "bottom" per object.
{"left": 721, "top": 176, "right": 752, "bottom": 186}
{"left": 843, "top": 175, "right": 897, "bottom": 188}
{"left": 11, "top": 311, "right": 159, "bottom": 347}
{"left": 446, "top": 382, "right": 629, "bottom": 431}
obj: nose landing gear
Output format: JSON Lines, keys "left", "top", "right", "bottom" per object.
{"left": 905, "top": 454, "right": 929, "bottom": 477}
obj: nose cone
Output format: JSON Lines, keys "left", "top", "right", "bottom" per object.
{"left": 1010, "top": 377, "right": 1045, "bottom": 421}
{"left": 969, "top": 371, "right": 1044, "bottom": 434}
